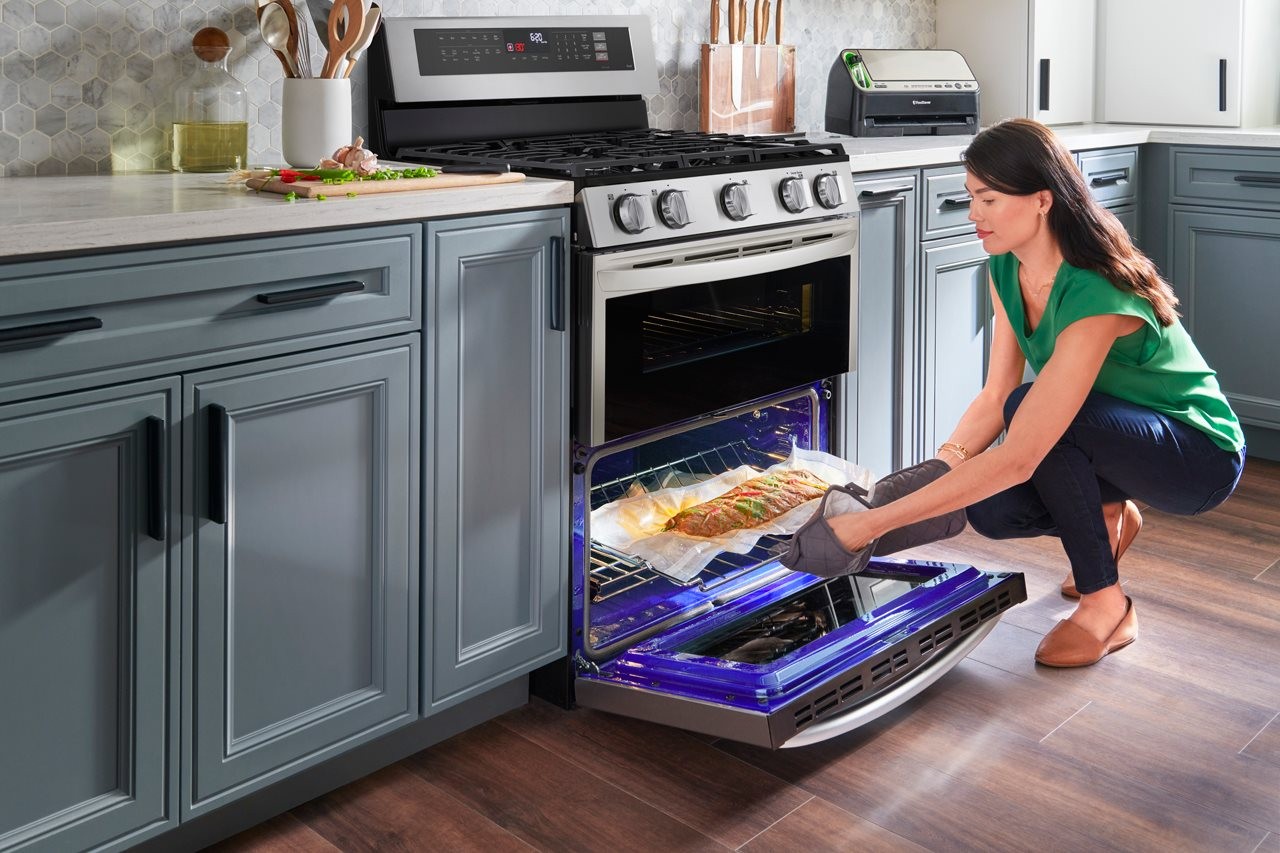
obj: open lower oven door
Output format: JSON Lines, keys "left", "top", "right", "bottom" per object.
{"left": 575, "top": 558, "right": 1025, "bottom": 749}
{"left": 569, "top": 383, "right": 1027, "bottom": 749}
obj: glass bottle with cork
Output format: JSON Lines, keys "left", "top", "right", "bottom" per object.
{"left": 172, "top": 27, "right": 249, "bottom": 172}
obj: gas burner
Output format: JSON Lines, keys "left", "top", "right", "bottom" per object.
{"left": 396, "top": 129, "right": 846, "bottom": 180}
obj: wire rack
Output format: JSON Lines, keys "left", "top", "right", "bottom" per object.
{"left": 588, "top": 440, "right": 794, "bottom": 602}
{"left": 642, "top": 304, "right": 802, "bottom": 371}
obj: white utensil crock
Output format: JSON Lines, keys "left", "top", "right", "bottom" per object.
{"left": 281, "top": 77, "right": 352, "bottom": 168}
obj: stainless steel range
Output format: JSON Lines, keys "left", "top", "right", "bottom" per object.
{"left": 370, "top": 15, "right": 1024, "bottom": 748}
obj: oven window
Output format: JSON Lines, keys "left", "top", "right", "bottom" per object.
{"left": 641, "top": 282, "right": 813, "bottom": 373}
{"left": 602, "top": 253, "right": 850, "bottom": 442}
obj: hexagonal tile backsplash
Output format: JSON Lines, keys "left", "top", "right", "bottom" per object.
{"left": 0, "top": 0, "right": 934, "bottom": 176}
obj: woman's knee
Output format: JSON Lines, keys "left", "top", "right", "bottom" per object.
{"left": 1002, "top": 382, "right": 1034, "bottom": 427}
{"left": 966, "top": 497, "right": 1022, "bottom": 540}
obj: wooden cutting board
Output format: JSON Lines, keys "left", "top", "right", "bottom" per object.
{"left": 245, "top": 171, "right": 525, "bottom": 198}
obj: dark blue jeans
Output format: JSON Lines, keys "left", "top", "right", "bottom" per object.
{"left": 965, "top": 383, "right": 1246, "bottom": 595}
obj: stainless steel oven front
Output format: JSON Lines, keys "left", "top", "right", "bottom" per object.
{"left": 574, "top": 217, "right": 858, "bottom": 447}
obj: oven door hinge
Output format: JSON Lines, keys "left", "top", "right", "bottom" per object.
{"left": 573, "top": 651, "right": 601, "bottom": 675}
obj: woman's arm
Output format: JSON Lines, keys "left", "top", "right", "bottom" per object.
{"left": 935, "top": 278, "right": 1028, "bottom": 467}
{"left": 829, "top": 312, "right": 1136, "bottom": 550}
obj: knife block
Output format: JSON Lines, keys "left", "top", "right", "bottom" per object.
{"left": 699, "top": 44, "right": 796, "bottom": 134}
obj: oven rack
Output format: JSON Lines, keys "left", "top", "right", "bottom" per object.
{"left": 643, "top": 304, "right": 803, "bottom": 370}
{"left": 589, "top": 439, "right": 793, "bottom": 601}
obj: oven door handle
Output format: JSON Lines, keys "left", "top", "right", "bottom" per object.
{"left": 594, "top": 229, "right": 856, "bottom": 295}
{"left": 779, "top": 618, "right": 998, "bottom": 748}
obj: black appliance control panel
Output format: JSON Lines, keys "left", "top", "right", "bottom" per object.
{"left": 414, "top": 27, "right": 635, "bottom": 74}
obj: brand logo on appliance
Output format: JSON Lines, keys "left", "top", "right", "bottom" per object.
{"left": 912, "top": 99, "right": 932, "bottom": 105}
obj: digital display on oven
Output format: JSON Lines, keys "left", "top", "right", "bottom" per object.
{"left": 414, "top": 27, "right": 635, "bottom": 75}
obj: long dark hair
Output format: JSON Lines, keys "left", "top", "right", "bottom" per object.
{"left": 962, "top": 118, "right": 1179, "bottom": 326}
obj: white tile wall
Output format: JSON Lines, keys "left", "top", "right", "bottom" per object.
{"left": 0, "top": 0, "right": 934, "bottom": 175}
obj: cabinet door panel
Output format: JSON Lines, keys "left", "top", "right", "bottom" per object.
{"left": 1098, "top": 0, "right": 1242, "bottom": 125}
{"left": 428, "top": 210, "right": 569, "bottom": 709}
{"left": 1171, "top": 208, "right": 1280, "bottom": 428}
{"left": 1033, "top": 0, "right": 1095, "bottom": 124}
{"left": 847, "top": 173, "right": 917, "bottom": 476}
{"left": 186, "top": 341, "right": 416, "bottom": 815}
{"left": 0, "top": 380, "right": 176, "bottom": 852}
{"left": 920, "top": 236, "right": 991, "bottom": 461}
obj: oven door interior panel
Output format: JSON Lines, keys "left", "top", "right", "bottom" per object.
{"left": 575, "top": 559, "right": 1026, "bottom": 749}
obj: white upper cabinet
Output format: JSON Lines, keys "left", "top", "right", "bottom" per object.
{"left": 1096, "top": 0, "right": 1280, "bottom": 127}
{"left": 937, "top": 0, "right": 1096, "bottom": 127}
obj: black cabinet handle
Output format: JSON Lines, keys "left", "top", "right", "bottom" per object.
{"left": 941, "top": 195, "right": 972, "bottom": 208}
{"left": 1219, "top": 59, "right": 1227, "bottom": 111}
{"left": 145, "top": 416, "right": 166, "bottom": 541}
{"left": 549, "top": 235, "right": 565, "bottom": 332}
{"left": 1090, "top": 170, "right": 1129, "bottom": 188}
{"left": 1039, "top": 58, "right": 1051, "bottom": 111}
{"left": 208, "top": 404, "right": 228, "bottom": 525}
{"left": 1233, "top": 173, "right": 1280, "bottom": 186}
{"left": 255, "top": 280, "right": 365, "bottom": 306}
{"left": 0, "top": 316, "right": 102, "bottom": 345}
{"left": 858, "top": 184, "right": 914, "bottom": 200}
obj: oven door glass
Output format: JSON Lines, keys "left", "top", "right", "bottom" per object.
{"left": 582, "top": 223, "right": 855, "bottom": 446}
{"left": 575, "top": 559, "right": 1026, "bottom": 749}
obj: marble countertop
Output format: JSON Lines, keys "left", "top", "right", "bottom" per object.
{"left": 4, "top": 123, "right": 1280, "bottom": 260}
{"left": 0, "top": 172, "right": 575, "bottom": 260}
{"left": 813, "top": 123, "right": 1280, "bottom": 172}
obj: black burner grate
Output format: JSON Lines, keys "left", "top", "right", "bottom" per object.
{"left": 398, "top": 129, "right": 844, "bottom": 178}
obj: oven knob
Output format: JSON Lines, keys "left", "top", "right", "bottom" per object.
{"left": 720, "top": 182, "right": 753, "bottom": 221}
{"left": 813, "top": 173, "right": 846, "bottom": 209}
{"left": 778, "top": 176, "right": 812, "bottom": 213}
{"left": 657, "top": 189, "right": 691, "bottom": 228}
{"left": 613, "top": 193, "right": 651, "bottom": 234}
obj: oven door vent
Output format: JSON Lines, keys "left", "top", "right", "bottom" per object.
{"left": 649, "top": 232, "right": 842, "bottom": 269}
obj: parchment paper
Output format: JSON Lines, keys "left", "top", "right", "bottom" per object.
{"left": 590, "top": 445, "right": 875, "bottom": 583}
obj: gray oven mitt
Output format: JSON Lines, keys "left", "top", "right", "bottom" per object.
{"left": 779, "top": 458, "right": 966, "bottom": 578}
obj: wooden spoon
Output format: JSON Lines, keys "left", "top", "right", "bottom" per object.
{"left": 343, "top": 4, "right": 381, "bottom": 79}
{"left": 321, "top": 0, "right": 363, "bottom": 79}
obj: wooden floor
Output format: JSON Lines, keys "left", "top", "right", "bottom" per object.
{"left": 212, "top": 458, "right": 1280, "bottom": 853}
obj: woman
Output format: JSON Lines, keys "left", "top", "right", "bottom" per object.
{"left": 830, "top": 118, "right": 1246, "bottom": 667}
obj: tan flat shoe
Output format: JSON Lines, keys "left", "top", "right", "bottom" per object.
{"left": 1062, "top": 500, "right": 1143, "bottom": 599}
{"left": 1035, "top": 596, "right": 1139, "bottom": 667}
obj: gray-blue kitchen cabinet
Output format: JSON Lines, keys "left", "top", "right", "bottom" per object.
{"left": 0, "top": 379, "right": 179, "bottom": 852}
{"left": 918, "top": 233, "right": 991, "bottom": 461}
{"left": 1078, "top": 146, "right": 1140, "bottom": 243}
{"left": 425, "top": 209, "right": 569, "bottom": 711}
{"left": 842, "top": 171, "right": 919, "bottom": 477}
{"left": 183, "top": 337, "right": 418, "bottom": 817}
{"left": 1170, "top": 207, "right": 1280, "bottom": 436}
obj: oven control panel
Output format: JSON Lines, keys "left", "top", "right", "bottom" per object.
{"left": 578, "top": 161, "right": 859, "bottom": 248}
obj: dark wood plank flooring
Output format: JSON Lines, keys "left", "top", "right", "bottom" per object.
{"left": 211, "top": 458, "right": 1280, "bottom": 853}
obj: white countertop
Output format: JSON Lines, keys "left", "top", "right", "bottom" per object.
{"left": 813, "top": 123, "right": 1280, "bottom": 172}
{"left": 0, "top": 172, "right": 575, "bottom": 260}
{"left": 4, "top": 123, "right": 1280, "bottom": 260}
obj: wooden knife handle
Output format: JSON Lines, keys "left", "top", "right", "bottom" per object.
{"left": 737, "top": 0, "right": 747, "bottom": 43}
{"left": 711, "top": 0, "right": 720, "bottom": 44}
{"left": 727, "top": 0, "right": 736, "bottom": 43}
{"left": 775, "top": 0, "right": 783, "bottom": 44}
{"left": 762, "top": 0, "right": 771, "bottom": 44}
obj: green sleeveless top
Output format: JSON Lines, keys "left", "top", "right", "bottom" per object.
{"left": 989, "top": 252, "right": 1244, "bottom": 452}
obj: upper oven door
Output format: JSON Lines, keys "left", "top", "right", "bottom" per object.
{"left": 577, "top": 218, "right": 857, "bottom": 447}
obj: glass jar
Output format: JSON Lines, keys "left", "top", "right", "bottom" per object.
{"left": 171, "top": 27, "right": 249, "bottom": 172}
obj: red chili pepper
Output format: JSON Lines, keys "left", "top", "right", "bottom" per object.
{"left": 278, "top": 169, "right": 299, "bottom": 184}
{"left": 301, "top": 175, "right": 322, "bottom": 181}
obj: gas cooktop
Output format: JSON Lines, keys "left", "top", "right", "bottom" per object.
{"left": 396, "top": 129, "right": 846, "bottom": 179}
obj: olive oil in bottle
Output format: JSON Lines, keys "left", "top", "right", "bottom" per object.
{"left": 172, "top": 28, "right": 249, "bottom": 172}
{"left": 172, "top": 121, "right": 248, "bottom": 172}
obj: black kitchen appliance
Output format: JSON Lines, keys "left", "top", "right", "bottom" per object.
{"left": 370, "top": 15, "right": 1024, "bottom": 748}
{"left": 826, "top": 48, "right": 980, "bottom": 136}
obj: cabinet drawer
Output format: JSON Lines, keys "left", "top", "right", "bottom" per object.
{"left": 1079, "top": 147, "right": 1137, "bottom": 205}
{"left": 1172, "top": 148, "right": 1280, "bottom": 210}
{"left": 0, "top": 224, "right": 420, "bottom": 389}
{"left": 922, "top": 166, "right": 976, "bottom": 240}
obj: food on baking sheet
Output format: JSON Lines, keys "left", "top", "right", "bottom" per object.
{"left": 663, "top": 470, "right": 828, "bottom": 537}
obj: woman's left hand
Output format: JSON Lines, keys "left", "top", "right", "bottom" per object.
{"left": 828, "top": 509, "right": 887, "bottom": 553}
